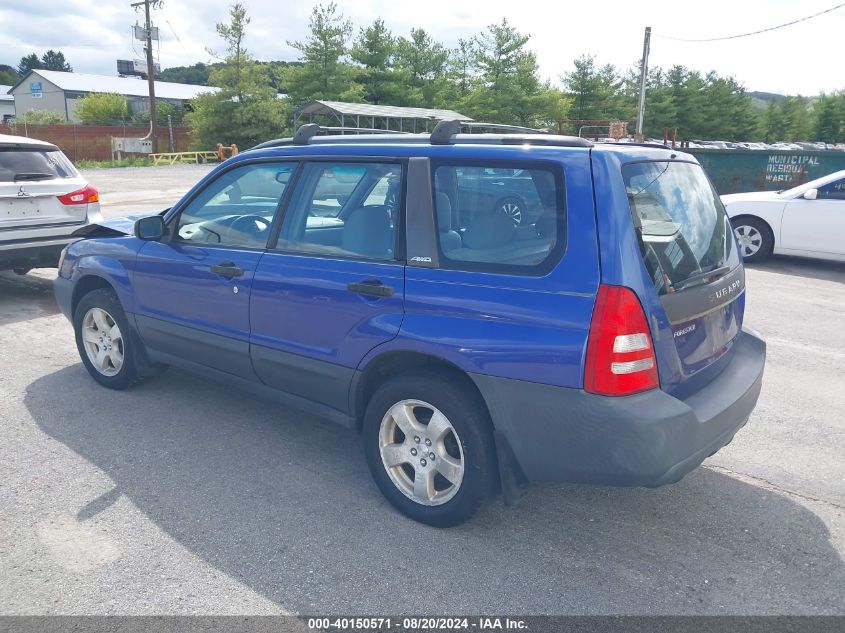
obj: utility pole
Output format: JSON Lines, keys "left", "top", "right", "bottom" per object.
{"left": 131, "top": 0, "right": 159, "bottom": 152}
{"left": 636, "top": 26, "right": 651, "bottom": 141}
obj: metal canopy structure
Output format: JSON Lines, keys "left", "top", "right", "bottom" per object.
{"left": 296, "top": 100, "right": 472, "bottom": 133}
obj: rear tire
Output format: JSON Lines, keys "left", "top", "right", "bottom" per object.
{"left": 732, "top": 216, "right": 773, "bottom": 263}
{"left": 73, "top": 287, "right": 163, "bottom": 390}
{"left": 496, "top": 196, "right": 525, "bottom": 226}
{"left": 363, "top": 371, "right": 498, "bottom": 527}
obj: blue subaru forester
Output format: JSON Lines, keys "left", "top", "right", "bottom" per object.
{"left": 54, "top": 122, "right": 766, "bottom": 526}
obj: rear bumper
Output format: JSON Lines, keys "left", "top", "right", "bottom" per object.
{"left": 471, "top": 327, "right": 766, "bottom": 487}
{"left": 0, "top": 236, "right": 75, "bottom": 268}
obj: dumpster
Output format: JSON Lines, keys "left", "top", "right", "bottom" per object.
{"left": 686, "top": 148, "right": 845, "bottom": 194}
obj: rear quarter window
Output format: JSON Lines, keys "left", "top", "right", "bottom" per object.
{"left": 432, "top": 161, "right": 565, "bottom": 275}
{"left": 0, "top": 147, "right": 77, "bottom": 182}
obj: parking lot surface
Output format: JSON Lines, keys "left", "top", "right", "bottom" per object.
{"left": 1, "top": 166, "right": 843, "bottom": 615}
{"left": 81, "top": 164, "right": 215, "bottom": 218}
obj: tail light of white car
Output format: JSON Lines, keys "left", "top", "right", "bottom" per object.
{"left": 58, "top": 185, "right": 99, "bottom": 205}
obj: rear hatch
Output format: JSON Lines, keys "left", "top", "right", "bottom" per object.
{"left": 0, "top": 143, "right": 88, "bottom": 230}
{"left": 622, "top": 159, "right": 744, "bottom": 392}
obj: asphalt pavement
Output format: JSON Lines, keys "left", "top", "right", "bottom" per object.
{"left": 0, "top": 165, "right": 842, "bottom": 614}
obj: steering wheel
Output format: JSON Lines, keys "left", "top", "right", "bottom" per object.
{"left": 226, "top": 214, "right": 270, "bottom": 244}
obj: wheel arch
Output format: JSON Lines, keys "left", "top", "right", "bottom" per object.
{"left": 351, "top": 350, "right": 490, "bottom": 429}
{"left": 729, "top": 213, "right": 777, "bottom": 247}
{"left": 71, "top": 274, "right": 118, "bottom": 318}
{"left": 352, "top": 349, "right": 526, "bottom": 501}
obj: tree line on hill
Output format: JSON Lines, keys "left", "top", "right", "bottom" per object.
{"left": 3, "top": 4, "right": 843, "bottom": 148}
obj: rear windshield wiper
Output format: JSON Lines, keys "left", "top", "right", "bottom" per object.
{"left": 13, "top": 172, "right": 54, "bottom": 181}
{"left": 672, "top": 265, "right": 731, "bottom": 292}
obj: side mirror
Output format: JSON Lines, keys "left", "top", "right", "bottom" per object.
{"left": 134, "top": 215, "right": 165, "bottom": 240}
{"left": 803, "top": 188, "right": 818, "bottom": 201}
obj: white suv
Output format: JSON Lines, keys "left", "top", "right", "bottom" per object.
{"left": 0, "top": 133, "right": 101, "bottom": 273}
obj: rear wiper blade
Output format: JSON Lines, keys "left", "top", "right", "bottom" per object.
{"left": 13, "top": 172, "right": 54, "bottom": 181}
{"left": 672, "top": 265, "right": 731, "bottom": 291}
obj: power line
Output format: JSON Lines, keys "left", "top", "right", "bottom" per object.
{"left": 161, "top": 8, "right": 190, "bottom": 56}
{"left": 654, "top": 2, "right": 845, "bottom": 42}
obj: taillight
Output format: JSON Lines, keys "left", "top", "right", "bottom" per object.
{"left": 58, "top": 184, "right": 99, "bottom": 205}
{"left": 584, "top": 284, "right": 659, "bottom": 396}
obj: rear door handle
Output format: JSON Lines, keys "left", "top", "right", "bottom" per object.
{"left": 210, "top": 261, "right": 244, "bottom": 278}
{"left": 347, "top": 281, "right": 394, "bottom": 297}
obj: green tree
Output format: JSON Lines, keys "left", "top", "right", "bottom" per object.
{"left": 159, "top": 63, "right": 213, "bottom": 86}
{"left": 17, "top": 53, "right": 42, "bottom": 76}
{"left": 562, "top": 55, "right": 626, "bottom": 123}
{"left": 131, "top": 100, "right": 185, "bottom": 125}
{"left": 212, "top": 3, "right": 249, "bottom": 95}
{"left": 395, "top": 28, "right": 448, "bottom": 106}
{"left": 75, "top": 93, "right": 129, "bottom": 124}
{"left": 40, "top": 50, "right": 72, "bottom": 72}
{"left": 780, "top": 96, "right": 811, "bottom": 141}
{"left": 813, "top": 93, "right": 844, "bottom": 142}
{"left": 447, "top": 38, "right": 476, "bottom": 100}
{"left": 350, "top": 19, "right": 399, "bottom": 105}
{"left": 187, "top": 3, "right": 289, "bottom": 149}
{"left": 286, "top": 2, "right": 355, "bottom": 103}
{"left": 13, "top": 110, "right": 66, "bottom": 125}
{"left": 467, "top": 20, "right": 566, "bottom": 127}
{"left": 759, "top": 101, "right": 787, "bottom": 142}
{"left": 0, "top": 64, "right": 18, "bottom": 85}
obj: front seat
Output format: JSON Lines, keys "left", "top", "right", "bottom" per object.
{"left": 342, "top": 205, "right": 394, "bottom": 259}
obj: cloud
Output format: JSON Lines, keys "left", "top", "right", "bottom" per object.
{"left": 0, "top": 0, "right": 842, "bottom": 95}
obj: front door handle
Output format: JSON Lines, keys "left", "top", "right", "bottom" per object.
{"left": 210, "top": 261, "right": 244, "bottom": 278}
{"left": 347, "top": 280, "right": 394, "bottom": 297}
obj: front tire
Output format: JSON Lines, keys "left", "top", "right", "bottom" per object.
{"left": 363, "top": 372, "right": 498, "bottom": 527}
{"left": 73, "top": 287, "right": 159, "bottom": 390}
{"left": 732, "top": 216, "right": 773, "bottom": 263}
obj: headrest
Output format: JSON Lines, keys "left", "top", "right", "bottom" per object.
{"left": 342, "top": 205, "right": 392, "bottom": 258}
{"left": 435, "top": 192, "right": 452, "bottom": 231}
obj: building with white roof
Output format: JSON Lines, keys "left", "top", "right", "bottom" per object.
{"left": 8, "top": 70, "right": 216, "bottom": 123}
{"left": 0, "top": 85, "right": 15, "bottom": 122}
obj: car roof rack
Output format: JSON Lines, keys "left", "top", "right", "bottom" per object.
{"left": 251, "top": 122, "right": 594, "bottom": 150}
{"left": 292, "top": 123, "right": 412, "bottom": 145}
{"left": 430, "top": 120, "right": 549, "bottom": 144}
{"left": 594, "top": 140, "right": 672, "bottom": 150}
{"left": 253, "top": 124, "right": 412, "bottom": 150}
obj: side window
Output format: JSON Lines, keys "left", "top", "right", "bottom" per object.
{"left": 277, "top": 162, "right": 402, "bottom": 260}
{"left": 433, "top": 162, "right": 565, "bottom": 273}
{"left": 817, "top": 178, "right": 845, "bottom": 201}
{"left": 174, "top": 162, "right": 296, "bottom": 248}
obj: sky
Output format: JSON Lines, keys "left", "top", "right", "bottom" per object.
{"left": 1, "top": 0, "right": 843, "bottom": 95}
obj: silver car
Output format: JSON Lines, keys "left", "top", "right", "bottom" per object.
{"left": 0, "top": 133, "right": 102, "bottom": 273}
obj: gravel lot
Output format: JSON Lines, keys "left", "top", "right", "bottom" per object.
{"left": 0, "top": 165, "right": 843, "bottom": 615}
{"left": 81, "top": 164, "right": 215, "bottom": 218}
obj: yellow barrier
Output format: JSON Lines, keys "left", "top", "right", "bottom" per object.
{"left": 149, "top": 151, "right": 219, "bottom": 166}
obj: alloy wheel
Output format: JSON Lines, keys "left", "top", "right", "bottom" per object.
{"left": 81, "top": 307, "right": 125, "bottom": 377}
{"left": 499, "top": 201, "right": 523, "bottom": 226}
{"left": 378, "top": 399, "right": 465, "bottom": 506}
{"left": 734, "top": 224, "right": 763, "bottom": 258}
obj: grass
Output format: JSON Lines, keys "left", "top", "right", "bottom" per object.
{"left": 75, "top": 157, "right": 155, "bottom": 169}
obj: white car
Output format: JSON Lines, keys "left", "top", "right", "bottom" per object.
{"left": 0, "top": 134, "right": 101, "bottom": 273}
{"left": 721, "top": 170, "right": 845, "bottom": 263}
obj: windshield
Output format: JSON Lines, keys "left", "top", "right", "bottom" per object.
{"left": 623, "top": 160, "right": 739, "bottom": 295}
{"left": 0, "top": 147, "right": 77, "bottom": 182}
